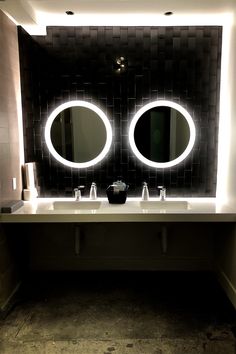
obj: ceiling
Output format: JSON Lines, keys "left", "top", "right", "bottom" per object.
{"left": 0, "top": 0, "right": 235, "bottom": 34}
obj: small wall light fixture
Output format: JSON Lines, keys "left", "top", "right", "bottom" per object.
{"left": 114, "top": 56, "right": 126, "bottom": 72}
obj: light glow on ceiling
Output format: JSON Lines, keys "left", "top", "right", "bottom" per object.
{"left": 17, "top": 11, "right": 234, "bottom": 36}
{"left": 32, "top": 12, "right": 233, "bottom": 30}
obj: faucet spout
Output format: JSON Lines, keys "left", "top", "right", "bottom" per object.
{"left": 141, "top": 182, "right": 149, "bottom": 201}
{"left": 74, "top": 185, "right": 85, "bottom": 201}
{"left": 90, "top": 182, "right": 97, "bottom": 200}
{"left": 158, "top": 186, "right": 166, "bottom": 201}
{"left": 74, "top": 188, "right": 81, "bottom": 201}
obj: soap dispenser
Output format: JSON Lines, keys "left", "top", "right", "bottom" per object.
{"left": 89, "top": 182, "right": 97, "bottom": 200}
{"left": 142, "top": 182, "right": 149, "bottom": 201}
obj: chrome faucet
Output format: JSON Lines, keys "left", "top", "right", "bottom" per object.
{"left": 89, "top": 182, "right": 97, "bottom": 200}
{"left": 141, "top": 182, "right": 149, "bottom": 201}
{"left": 158, "top": 185, "right": 166, "bottom": 201}
{"left": 74, "top": 186, "right": 85, "bottom": 201}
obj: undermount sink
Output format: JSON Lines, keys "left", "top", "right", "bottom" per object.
{"left": 139, "top": 200, "right": 189, "bottom": 210}
{"left": 52, "top": 199, "right": 189, "bottom": 211}
{"left": 53, "top": 200, "right": 102, "bottom": 210}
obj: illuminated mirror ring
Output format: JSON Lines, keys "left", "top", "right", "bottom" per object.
{"left": 129, "top": 100, "right": 196, "bottom": 168}
{"left": 45, "top": 100, "right": 112, "bottom": 168}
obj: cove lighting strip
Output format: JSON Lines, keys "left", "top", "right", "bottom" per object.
{"left": 216, "top": 15, "right": 234, "bottom": 203}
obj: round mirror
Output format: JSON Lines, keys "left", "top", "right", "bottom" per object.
{"left": 129, "top": 100, "right": 196, "bottom": 168}
{"left": 45, "top": 100, "right": 112, "bottom": 168}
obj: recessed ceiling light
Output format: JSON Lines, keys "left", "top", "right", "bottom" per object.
{"left": 65, "top": 10, "right": 74, "bottom": 15}
{"left": 164, "top": 11, "right": 173, "bottom": 16}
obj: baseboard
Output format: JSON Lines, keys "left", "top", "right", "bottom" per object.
{"left": 217, "top": 268, "right": 236, "bottom": 310}
{"left": 0, "top": 282, "right": 21, "bottom": 319}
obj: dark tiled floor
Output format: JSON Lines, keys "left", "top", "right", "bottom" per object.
{"left": 0, "top": 271, "right": 235, "bottom": 353}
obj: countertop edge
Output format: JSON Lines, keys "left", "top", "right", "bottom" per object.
{"left": 1, "top": 213, "right": 236, "bottom": 223}
{"left": 1, "top": 198, "right": 236, "bottom": 223}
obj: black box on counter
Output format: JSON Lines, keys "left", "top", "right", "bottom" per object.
{"left": 106, "top": 185, "right": 129, "bottom": 204}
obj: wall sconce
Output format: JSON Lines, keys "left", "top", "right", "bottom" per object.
{"left": 114, "top": 56, "right": 126, "bottom": 73}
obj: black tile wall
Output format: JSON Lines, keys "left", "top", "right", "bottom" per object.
{"left": 18, "top": 26, "right": 222, "bottom": 197}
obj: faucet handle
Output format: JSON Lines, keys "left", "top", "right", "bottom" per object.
{"left": 78, "top": 185, "right": 85, "bottom": 190}
{"left": 74, "top": 185, "right": 85, "bottom": 190}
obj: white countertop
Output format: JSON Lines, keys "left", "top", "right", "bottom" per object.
{"left": 0, "top": 197, "right": 236, "bottom": 223}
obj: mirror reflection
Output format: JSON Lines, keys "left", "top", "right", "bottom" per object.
{"left": 134, "top": 106, "right": 190, "bottom": 163}
{"left": 50, "top": 106, "right": 107, "bottom": 163}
